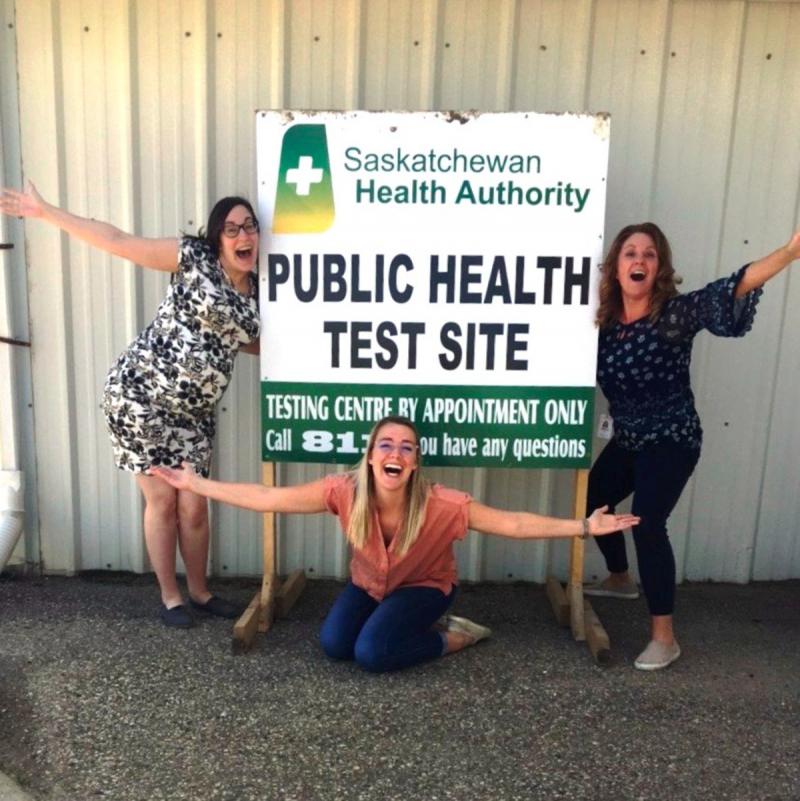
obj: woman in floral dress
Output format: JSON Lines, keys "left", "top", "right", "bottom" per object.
{"left": 0, "top": 183, "right": 260, "bottom": 627}
{"left": 585, "top": 222, "right": 800, "bottom": 670}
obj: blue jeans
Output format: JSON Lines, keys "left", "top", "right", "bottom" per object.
{"left": 319, "top": 581, "right": 455, "bottom": 673}
{"left": 587, "top": 439, "right": 699, "bottom": 616}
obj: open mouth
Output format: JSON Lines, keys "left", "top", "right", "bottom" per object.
{"left": 630, "top": 270, "right": 647, "bottom": 283}
{"left": 384, "top": 464, "right": 403, "bottom": 477}
{"left": 235, "top": 245, "right": 254, "bottom": 260}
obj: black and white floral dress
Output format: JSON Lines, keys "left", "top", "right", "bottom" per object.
{"left": 102, "top": 236, "right": 259, "bottom": 477}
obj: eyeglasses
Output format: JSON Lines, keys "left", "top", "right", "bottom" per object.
{"left": 374, "top": 441, "right": 417, "bottom": 457}
{"left": 222, "top": 219, "right": 259, "bottom": 238}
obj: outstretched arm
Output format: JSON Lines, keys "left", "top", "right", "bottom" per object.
{"left": 0, "top": 182, "right": 179, "bottom": 271}
{"left": 467, "top": 502, "right": 639, "bottom": 540}
{"left": 149, "top": 463, "right": 328, "bottom": 514}
{"left": 735, "top": 230, "right": 800, "bottom": 298}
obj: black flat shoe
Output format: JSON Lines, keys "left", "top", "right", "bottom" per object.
{"left": 189, "top": 595, "right": 243, "bottom": 619}
{"left": 160, "top": 604, "right": 195, "bottom": 628}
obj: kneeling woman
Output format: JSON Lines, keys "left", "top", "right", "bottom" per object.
{"left": 150, "top": 416, "right": 638, "bottom": 672}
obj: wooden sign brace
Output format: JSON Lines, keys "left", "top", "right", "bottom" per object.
{"left": 232, "top": 462, "right": 307, "bottom": 653}
{"left": 545, "top": 468, "right": 611, "bottom": 664}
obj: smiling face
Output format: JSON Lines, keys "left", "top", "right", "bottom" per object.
{"left": 217, "top": 204, "right": 259, "bottom": 279}
{"left": 368, "top": 422, "right": 419, "bottom": 493}
{"left": 616, "top": 232, "right": 658, "bottom": 302}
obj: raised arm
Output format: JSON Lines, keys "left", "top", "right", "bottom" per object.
{"left": 0, "top": 182, "right": 179, "bottom": 271}
{"left": 148, "top": 463, "right": 328, "bottom": 514}
{"left": 735, "top": 230, "right": 800, "bottom": 298}
{"left": 467, "top": 502, "right": 639, "bottom": 540}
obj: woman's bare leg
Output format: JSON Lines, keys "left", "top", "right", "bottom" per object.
{"left": 136, "top": 475, "right": 181, "bottom": 608}
{"left": 176, "top": 489, "right": 212, "bottom": 604}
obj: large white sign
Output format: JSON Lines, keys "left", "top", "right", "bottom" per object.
{"left": 257, "top": 110, "right": 609, "bottom": 467}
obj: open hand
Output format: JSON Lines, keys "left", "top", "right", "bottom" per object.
{"left": 0, "top": 182, "right": 45, "bottom": 219}
{"left": 148, "top": 462, "right": 199, "bottom": 492}
{"left": 587, "top": 505, "right": 640, "bottom": 536}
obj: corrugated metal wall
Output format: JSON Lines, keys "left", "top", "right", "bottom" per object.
{"left": 2, "top": 0, "right": 799, "bottom": 582}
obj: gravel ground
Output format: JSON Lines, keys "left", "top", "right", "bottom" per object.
{"left": 1, "top": 573, "right": 798, "bottom": 801}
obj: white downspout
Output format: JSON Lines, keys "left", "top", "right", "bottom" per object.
{"left": 0, "top": 470, "right": 24, "bottom": 570}
{"left": 0, "top": 233, "right": 26, "bottom": 568}
{"left": 1, "top": 73, "right": 27, "bottom": 571}
{"left": 1, "top": 221, "right": 26, "bottom": 571}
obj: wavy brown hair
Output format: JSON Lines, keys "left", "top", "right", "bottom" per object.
{"left": 596, "top": 222, "right": 681, "bottom": 329}
{"left": 347, "top": 416, "right": 430, "bottom": 556}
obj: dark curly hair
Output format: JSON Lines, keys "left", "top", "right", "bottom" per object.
{"left": 198, "top": 196, "right": 259, "bottom": 257}
{"left": 596, "top": 222, "right": 681, "bottom": 329}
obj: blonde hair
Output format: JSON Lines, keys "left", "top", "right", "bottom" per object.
{"left": 346, "top": 416, "right": 430, "bottom": 557}
{"left": 596, "top": 222, "right": 681, "bottom": 329}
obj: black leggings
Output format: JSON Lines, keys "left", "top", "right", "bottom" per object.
{"left": 586, "top": 439, "right": 699, "bottom": 616}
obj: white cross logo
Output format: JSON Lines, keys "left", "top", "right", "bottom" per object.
{"left": 286, "top": 156, "right": 324, "bottom": 196}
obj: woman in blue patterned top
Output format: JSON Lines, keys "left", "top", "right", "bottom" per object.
{"left": 585, "top": 222, "right": 800, "bottom": 670}
{"left": 0, "top": 183, "right": 260, "bottom": 628}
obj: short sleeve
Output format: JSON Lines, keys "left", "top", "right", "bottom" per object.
{"left": 428, "top": 484, "right": 472, "bottom": 541}
{"left": 657, "top": 265, "right": 762, "bottom": 342}
{"left": 322, "top": 473, "right": 355, "bottom": 517}
{"left": 177, "top": 235, "right": 215, "bottom": 280}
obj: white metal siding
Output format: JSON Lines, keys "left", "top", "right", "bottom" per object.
{"left": 3, "top": 0, "right": 799, "bottom": 582}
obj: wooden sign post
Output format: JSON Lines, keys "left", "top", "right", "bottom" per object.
{"left": 232, "top": 462, "right": 307, "bottom": 653}
{"left": 546, "top": 468, "right": 611, "bottom": 664}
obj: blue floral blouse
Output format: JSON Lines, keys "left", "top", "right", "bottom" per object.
{"left": 597, "top": 266, "right": 761, "bottom": 452}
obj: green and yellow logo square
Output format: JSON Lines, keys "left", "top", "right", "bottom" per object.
{"left": 273, "top": 124, "right": 335, "bottom": 233}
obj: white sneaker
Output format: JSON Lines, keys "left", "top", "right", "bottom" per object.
{"left": 583, "top": 577, "right": 640, "bottom": 600}
{"left": 444, "top": 614, "right": 492, "bottom": 644}
{"left": 634, "top": 639, "right": 681, "bottom": 671}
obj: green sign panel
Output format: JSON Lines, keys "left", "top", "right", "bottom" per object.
{"left": 261, "top": 382, "right": 594, "bottom": 468}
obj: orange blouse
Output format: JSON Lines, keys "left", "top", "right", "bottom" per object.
{"left": 323, "top": 473, "right": 472, "bottom": 602}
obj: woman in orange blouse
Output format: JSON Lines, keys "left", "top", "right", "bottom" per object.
{"left": 150, "top": 416, "right": 638, "bottom": 672}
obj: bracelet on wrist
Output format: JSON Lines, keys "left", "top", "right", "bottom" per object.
{"left": 580, "top": 518, "right": 589, "bottom": 540}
